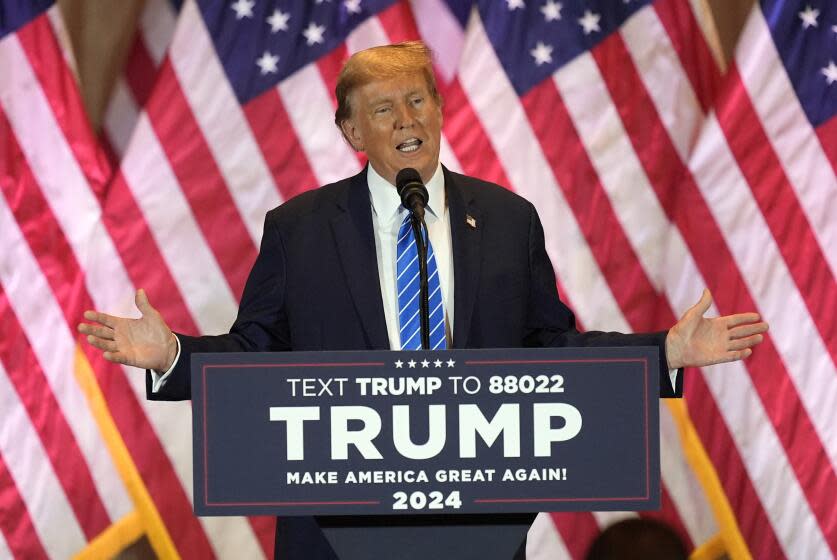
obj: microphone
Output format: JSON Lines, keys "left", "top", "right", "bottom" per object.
{"left": 396, "top": 168, "right": 428, "bottom": 220}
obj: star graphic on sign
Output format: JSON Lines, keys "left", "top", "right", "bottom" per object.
{"left": 230, "top": 0, "right": 254, "bottom": 20}
{"left": 303, "top": 22, "right": 326, "bottom": 46}
{"left": 256, "top": 51, "right": 279, "bottom": 75}
{"left": 434, "top": 359, "right": 443, "bottom": 368}
{"left": 540, "top": 0, "right": 562, "bottom": 22}
{"left": 530, "top": 41, "right": 553, "bottom": 66}
{"left": 408, "top": 359, "right": 417, "bottom": 368}
{"left": 578, "top": 10, "right": 601, "bottom": 35}
{"left": 345, "top": 0, "right": 362, "bottom": 14}
{"left": 506, "top": 0, "right": 525, "bottom": 11}
{"left": 267, "top": 9, "right": 290, "bottom": 32}
{"left": 822, "top": 61, "right": 837, "bottom": 85}
{"left": 421, "top": 359, "right": 430, "bottom": 368}
{"left": 798, "top": 5, "right": 819, "bottom": 29}
{"left": 395, "top": 360, "right": 404, "bottom": 368}
{"left": 446, "top": 359, "right": 455, "bottom": 368}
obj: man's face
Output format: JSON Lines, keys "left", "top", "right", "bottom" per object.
{"left": 341, "top": 72, "right": 442, "bottom": 185}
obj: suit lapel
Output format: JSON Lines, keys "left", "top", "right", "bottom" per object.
{"left": 330, "top": 170, "right": 390, "bottom": 349}
{"left": 446, "top": 168, "right": 482, "bottom": 348}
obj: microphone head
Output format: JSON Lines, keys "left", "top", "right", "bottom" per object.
{"left": 396, "top": 168, "right": 428, "bottom": 216}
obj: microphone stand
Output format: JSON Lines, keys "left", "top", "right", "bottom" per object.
{"left": 409, "top": 212, "right": 431, "bottom": 350}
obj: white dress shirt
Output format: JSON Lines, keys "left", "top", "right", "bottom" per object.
{"left": 367, "top": 163, "right": 454, "bottom": 350}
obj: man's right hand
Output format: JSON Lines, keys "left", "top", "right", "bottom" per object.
{"left": 78, "top": 289, "right": 177, "bottom": 371}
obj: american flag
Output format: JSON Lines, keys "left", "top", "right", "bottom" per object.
{"left": 0, "top": 1, "right": 137, "bottom": 558}
{"left": 2, "top": 0, "right": 835, "bottom": 558}
{"left": 101, "top": 0, "right": 183, "bottom": 160}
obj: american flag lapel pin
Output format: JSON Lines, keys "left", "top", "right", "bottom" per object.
{"left": 466, "top": 214, "right": 477, "bottom": 229}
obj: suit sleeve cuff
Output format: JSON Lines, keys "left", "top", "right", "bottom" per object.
{"left": 668, "top": 369, "right": 679, "bottom": 394}
{"left": 150, "top": 335, "right": 181, "bottom": 393}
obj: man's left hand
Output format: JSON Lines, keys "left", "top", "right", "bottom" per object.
{"left": 665, "top": 289, "right": 769, "bottom": 370}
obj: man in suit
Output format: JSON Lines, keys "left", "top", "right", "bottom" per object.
{"left": 79, "top": 41, "right": 767, "bottom": 557}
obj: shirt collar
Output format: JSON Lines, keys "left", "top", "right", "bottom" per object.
{"left": 367, "top": 162, "right": 445, "bottom": 223}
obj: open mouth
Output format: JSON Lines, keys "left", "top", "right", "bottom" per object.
{"left": 396, "top": 138, "right": 423, "bottom": 153}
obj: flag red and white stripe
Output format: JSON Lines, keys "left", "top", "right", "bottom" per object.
{"left": 0, "top": 4, "right": 135, "bottom": 558}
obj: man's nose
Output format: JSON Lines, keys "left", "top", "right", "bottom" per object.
{"left": 394, "top": 103, "right": 415, "bottom": 128}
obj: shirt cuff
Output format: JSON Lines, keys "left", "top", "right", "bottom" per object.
{"left": 150, "top": 335, "right": 181, "bottom": 393}
{"left": 668, "top": 369, "right": 678, "bottom": 393}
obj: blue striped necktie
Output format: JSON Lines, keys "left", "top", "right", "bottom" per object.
{"left": 396, "top": 212, "right": 447, "bottom": 350}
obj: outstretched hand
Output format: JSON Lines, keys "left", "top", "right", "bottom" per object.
{"left": 78, "top": 289, "right": 178, "bottom": 371}
{"left": 665, "top": 289, "right": 768, "bottom": 370}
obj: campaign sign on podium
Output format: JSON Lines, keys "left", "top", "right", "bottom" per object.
{"left": 192, "top": 347, "right": 659, "bottom": 517}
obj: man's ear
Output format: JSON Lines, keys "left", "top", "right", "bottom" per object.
{"left": 340, "top": 119, "right": 363, "bottom": 152}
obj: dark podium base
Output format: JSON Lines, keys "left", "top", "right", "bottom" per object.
{"left": 317, "top": 514, "right": 535, "bottom": 560}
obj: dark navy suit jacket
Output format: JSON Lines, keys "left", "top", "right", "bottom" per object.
{"left": 146, "top": 167, "right": 681, "bottom": 558}
{"left": 147, "top": 167, "right": 680, "bottom": 400}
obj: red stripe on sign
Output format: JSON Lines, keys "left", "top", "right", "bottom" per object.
{"left": 683, "top": 371, "right": 787, "bottom": 559}
{"left": 124, "top": 34, "right": 158, "bottom": 109}
{"left": 375, "top": 0, "right": 511, "bottom": 188}
{"left": 102, "top": 172, "right": 201, "bottom": 335}
{"left": 15, "top": 14, "right": 113, "bottom": 198}
{"left": 549, "top": 512, "right": 600, "bottom": 558}
{"left": 243, "top": 88, "right": 321, "bottom": 202}
{"left": 716, "top": 66, "right": 836, "bottom": 360}
{"left": 145, "top": 59, "right": 257, "bottom": 300}
{"left": 815, "top": 117, "right": 837, "bottom": 175}
{"left": 0, "top": 287, "right": 110, "bottom": 540}
{"left": 594, "top": 31, "right": 837, "bottom": 555}
{"left": 652, "top": 0, "right": 722, "bottom": 113}
{"left": 0, "top": 451, "right": 49, "bottom": 559}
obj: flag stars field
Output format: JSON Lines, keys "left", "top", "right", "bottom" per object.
{"left": 540, "top": 0, "right": 562, "bottom": 22}
{"left": 303, "top": 22, "right": 326, "bottom": 46}
{"left": 256, "top": 52, "right": 279, "bottom": 75}
{"left": 506, "top": 0, "right": 525, "bottom": 12}
{"left": 578, "top": 10, "right": 601, "bottom": 35}
{"left": 230, "top": 0, "right": 254, "bottom": 20}
{"left": 798, "top": 5, "right": 819, "bottom": 29}
{"left": 822, "top": 61, "right": 837, "bottom": 85}
{"left": 344, "top": 0, "right": 362, "bottom": 15}
{"left": 530, "top": 41, "right": 553, "bottom": 66}
{"left": 267, "top": 9, "right": 290, "bottom": 33}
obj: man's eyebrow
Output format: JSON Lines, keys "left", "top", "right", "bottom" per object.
{"left": 366, "top": 94, "right": 393, "bottom": 106}
{"left": 366, "top": 89, "right": 426, "bottom": 106}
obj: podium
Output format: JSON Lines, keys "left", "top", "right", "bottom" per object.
{"left": 192, "top": 347, "right": 660, "bottom": 559}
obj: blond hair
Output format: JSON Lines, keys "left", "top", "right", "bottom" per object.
{"left": 334, "top": 41, "right": 441, "bottom": 130}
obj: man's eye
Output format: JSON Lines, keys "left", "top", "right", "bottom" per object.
{"left": 411, "top": 97, "right": 424, "bottom": 105}
{"left": 375, "top": 106, "right": 390, "bottom": 114}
